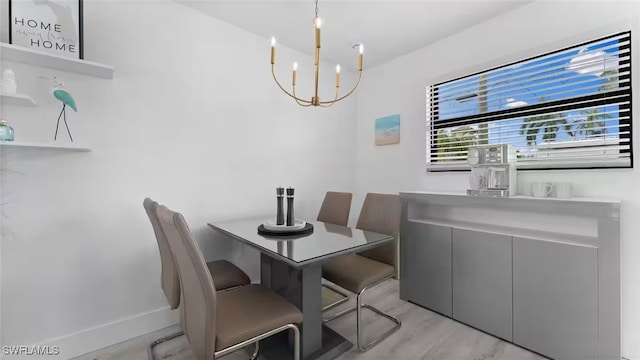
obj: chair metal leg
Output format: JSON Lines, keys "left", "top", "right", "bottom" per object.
{"left": 147, "top": 330, "right": 184, "bottom": 360}
{"left": 322, "top": 283, "right": 350, "bottom": 312}
{"left": 293, "top": 324, "right": 300, "bottom": 360}
{"left": 214, "top": 323, "right": 300, "bottom": 360}
{"left": 356, "top": 302, "right": 401, "bottom": 351}
{"left": 248, "top": 341, "right": 260, "bottom": 360}
{"left": 323, "top": 278, "right": 401, "bottom": 352}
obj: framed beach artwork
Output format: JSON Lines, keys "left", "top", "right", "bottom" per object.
{"left": 9, "top": 0, "right": 84, "bottom": 59}
{"left": 375, "top": 114, "right": 400, "bottom": 146}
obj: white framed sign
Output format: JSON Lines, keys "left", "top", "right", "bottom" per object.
{"left": 9, "top": 0, "right": 84, "bottom": 59}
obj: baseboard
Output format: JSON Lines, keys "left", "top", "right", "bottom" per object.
{"left": 2, "top": 306, "right": 178, "bottom": 360}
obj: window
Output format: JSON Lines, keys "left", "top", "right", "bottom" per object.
{"left": 427, "top": 31, "right": 632, "bottom": 171}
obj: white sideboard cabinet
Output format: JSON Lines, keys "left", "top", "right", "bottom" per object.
{"left": 399, "top": 191, "right": 620, "bottom": 360}
{"left": 400, "top": 221, "right": 452, "bottom": 317}
{"left": 513, "top": 236, "right": 598, "bottom": 359}
{"left": 452, "top": 228, "right": 513, "bottom": 342}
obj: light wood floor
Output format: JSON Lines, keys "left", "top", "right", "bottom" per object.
{"left": 72, "top": 280, "right": 546, "bottom": 360}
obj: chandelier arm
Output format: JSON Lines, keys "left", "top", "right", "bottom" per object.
{"left": 297, "top": 99, "right": 313, "bottom": 107}
{"left": 318, "top": 86, "right": 340, "bottom": 107}
{"left": 319, "top": 70, "right": 362, "bottom": 104}
{"left": 293, "top": 85, "right": 313, "bottom": 107}
{"left": 272, "top": 65, "right": 312, "bottom": 104}
{"left": 331, "top": 85, "right": 339, "bottom": 102}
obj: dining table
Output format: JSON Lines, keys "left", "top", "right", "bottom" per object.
{"left": 207, "top": 216, "right": 394, "bottom": 360}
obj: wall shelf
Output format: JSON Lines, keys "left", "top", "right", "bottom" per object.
{"left": 0, "top": 93, "right": 37, "bottom": 107}
{"left": 0, "top": 141, "right": 91, "bottom": 152}
{"left": 0, "top": 43, "right": 114, "bottom": 79}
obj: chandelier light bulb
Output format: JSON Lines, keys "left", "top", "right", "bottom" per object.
{"left": 292, "top": 62, "right": 298, "bottom": 85}
{"left": 359, "top": 44, "right": 364, "bottom": 54}
{"left": 336, "top": 64, "right": 341, "bottom": 73}
{"left": 315, "top": 17, "right": 322, "bottom": 29}
{"left": 270, "top": 37, "right": 277, "bottom": 64}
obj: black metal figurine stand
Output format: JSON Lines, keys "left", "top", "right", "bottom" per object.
{"left": 54, "top": 104, "right": 73, "bottom": 142}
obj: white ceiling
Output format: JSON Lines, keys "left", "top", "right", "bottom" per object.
{"left": 177, "top": 0, "right": 533, "bottom": 69}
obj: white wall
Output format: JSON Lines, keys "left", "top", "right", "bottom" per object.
{"left": 355, "top": 1, "right": 640, "bottom": 358}
{"left": 0, "top": 1, "right": 357, "bottom": 358}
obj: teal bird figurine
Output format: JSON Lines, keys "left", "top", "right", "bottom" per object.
{"left": 46, "top": 76, "right": 77, "bottom": 141}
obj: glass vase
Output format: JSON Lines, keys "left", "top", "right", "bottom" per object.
{"left": 0, "top": 120, "right": 15, "bottom": 141}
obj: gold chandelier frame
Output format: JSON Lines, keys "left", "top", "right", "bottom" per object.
{"left": 270, "top": 0, "right": 363, "bottom": 107}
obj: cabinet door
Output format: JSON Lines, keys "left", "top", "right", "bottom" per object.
{"left": 452, "top": 229, "right": 512, "bottom": 341}
{"left": 513, "top": 237, "right": 598, "bottom": 360}
{"left": 400, "top": 221, "right": 452, "bottom": 316}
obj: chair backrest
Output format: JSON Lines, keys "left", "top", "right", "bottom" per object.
{"left": 143, "top": 198, "right": 180, "bottom": 309}
{"left": 317, "top": 191, "right": 353, "bottom": 226}
{"left": 356, "top": 193, "right": 401, "bottom": 273}
{"left": 156, "top": 205, "right": 217, "bottom": 360}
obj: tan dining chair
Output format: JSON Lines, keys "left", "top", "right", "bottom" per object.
{"left": 143, "top": 198, "right": 251, "bottom": 359}
{"left": 322, "top": 193, "right": 402, "bottom": 352}
{"left": 156, "top": 203, "right": 303, "bottom": 360}
{"left": 316, "top": 191, "right": 353, "bottom": 311}
{"left": 317, "top": 191, "right": 352, "bottom": 226}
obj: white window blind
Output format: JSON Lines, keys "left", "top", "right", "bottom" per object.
{"left": 427, "top": 31, "right": 632, "bottom": 171}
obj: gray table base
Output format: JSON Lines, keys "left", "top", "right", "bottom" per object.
{"left": 259, "top": 325, "right": 352, "bottom": 360}
{"left": 260, "top": 253, "right": 353, "bottom": 360}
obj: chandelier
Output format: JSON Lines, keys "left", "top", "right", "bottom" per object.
{"left": 270, "top": 0, "right": 364, "bottom": 107}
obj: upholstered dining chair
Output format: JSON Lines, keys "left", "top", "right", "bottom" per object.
{"left": 316, "top": 191, "right": 353, "bottom": 311}
{"left": 156, "top": 203, "right": 303, "bottom": 360}
{"left": 317, "top": 191, "right": 352, "bottom": 226}
{"left": 322, "top": 193, "right": 402, "bottom": 352}
{"left": 143, "top": 198, "right": 251, "bottom": 359}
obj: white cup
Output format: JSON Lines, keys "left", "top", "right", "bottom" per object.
{"left": 555, "top": 182, "right": 574, "bottom": 199}
{"left": 531, "top": 182, "right": 553, "bottom": 197}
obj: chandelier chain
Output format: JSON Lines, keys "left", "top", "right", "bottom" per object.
{"left": 314, "top": 0, "right": 319, "bottom": 18}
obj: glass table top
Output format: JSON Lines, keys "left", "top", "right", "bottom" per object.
{"left": 207, "top": 216, "right": 393, "bottom": 267}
